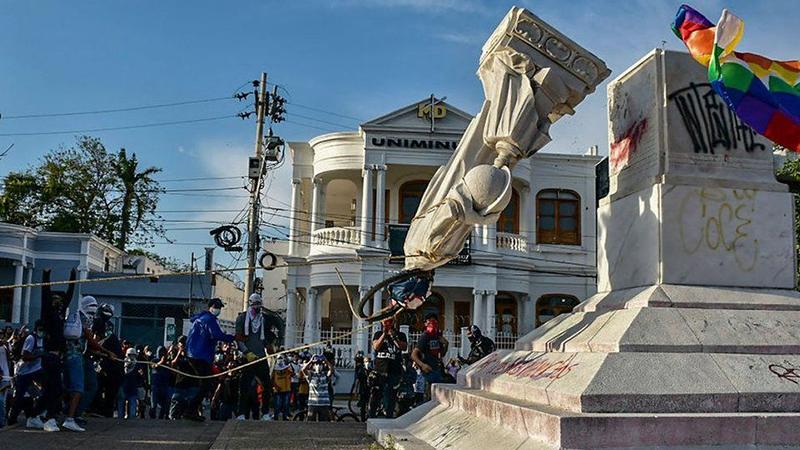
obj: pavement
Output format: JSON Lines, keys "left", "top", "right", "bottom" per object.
{"left": 1, "top": 418, "right": 375, "bottom": 450}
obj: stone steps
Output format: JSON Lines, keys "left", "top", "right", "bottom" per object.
{"left": 404, "top": 383, "right": 800, "bottom": 449}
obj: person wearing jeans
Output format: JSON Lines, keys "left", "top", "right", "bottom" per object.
{"left": 271, "top": 355, "right": 292, "bottom": 420}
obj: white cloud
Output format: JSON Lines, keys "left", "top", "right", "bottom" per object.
{"left": 435, "top": 31, "right": 483, "bottom": 45}
{"left": 326, "top": 0, "right": 491, "bottom": 14}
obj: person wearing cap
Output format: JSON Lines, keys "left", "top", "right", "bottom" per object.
{"left": 369, "top": 317, "right": 407, "bottom": 418}
{"left": 118, "top": 347, "right": 144, "bottom": 419}
{"left": 234, "top": 293, "right": 274, "bottom": 420}
{"left": 185, "top": 298, "right": 235, "bottom": 421}
{"left": 458, "top": 325, "right": 496, "bottom": 366}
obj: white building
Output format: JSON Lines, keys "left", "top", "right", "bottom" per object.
{"left": 275, "top": 98, "right": 600, "bottom": 355}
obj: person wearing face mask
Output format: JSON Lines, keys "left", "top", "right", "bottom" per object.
{"left": 91, "top": 303, "right": 123, "bottom": 418}
{"left": 8, "top": 320, "right": 46, "bottom": 426}
{"left": 234, "top": 293, "right": 273, "bottom": 421}
{"left": 62, "top": 295, "right": 114, "bottom": 432}
{"left": 301, "top": 354, "right": 334, "bottom": 422}
{"left": 289, "top": 353, "right": 301, "bottom": 411}
{"left": 411, "top": 313, "right": 448, "bottom": 399}
{"left": 458, "top": 325, "right": 496, "bottom": 366}
{"left": 185, "top": 298, "right": 235, "bottom": 421}
{"left": 271, "top": 355, "right": 293, "bottom": 420}
{"left": 369, "top": 317, "right": 407, "bottom": 418}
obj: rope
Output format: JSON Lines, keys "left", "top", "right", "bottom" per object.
{"left": 109, "top": 322, "right": 374, "bottom": 380}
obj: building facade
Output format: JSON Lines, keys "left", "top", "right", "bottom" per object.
{"left": 277, "top": 98, "right": 600, "bottom": 354}
{"left": 0, "top": 223, "right": 244, "bottom": 346}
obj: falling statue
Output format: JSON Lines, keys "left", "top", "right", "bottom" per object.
{"left": 356, "top": 7, "right": 610, "bottom": 321}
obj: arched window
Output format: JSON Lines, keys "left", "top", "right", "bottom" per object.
{"left": 399, "top": 180, "right": 429, "bottom": 224}
{"left": 536, "top": 189, "right": 581, "bottom": 245}
{"left": 535, "top": 294, "right": 579, "bottom": 327}
{"left": 497, "top": 189, "right": 519, "bottom": 234}
{"left": 495, "top": 293, "right": 517, "bottom": 335}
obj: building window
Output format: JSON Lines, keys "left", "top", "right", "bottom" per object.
{"left": 495, "top": 293, "right": 517, "bottom": 335}
{"left": 536, "top": 189, "right": 581, "bottom": 245}
{"left": 497, "top": 189, "right": 520, "bottom": 234}
{"left": 399, "top": 180, "right": 429, "bottom": 224}
{"left": 535, "top": 294, "right": 579, "bottom": 327}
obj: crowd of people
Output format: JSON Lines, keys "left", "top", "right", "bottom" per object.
{"left": 0, "top": 268, "right": 497, "bottom": 432}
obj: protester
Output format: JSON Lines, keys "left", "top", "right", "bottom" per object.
{"left": 8, "top": 321, "right": 44, "bottom": 426}
{"left": 234, "top": 293, "right": 273, "bottom": 421}
{"left": 353, "top": 351, "right": 369, "bottom": 422}
{"left": 369, "top": 318, "right": 407, "bottom": 418}
{"left": 91, "top": 303, "right": 123, "bottom": 418}
{"left": 458, "top": 325, "right": 496, "bottom": 366}
{"left": 445, "top": 358, "right": 460, "bottom": 382}
{"left": 210, "top": 360, "right": 239, "bottom": 421}
{"left": 169, "top": 336, "right": 198, "bottom": 420}
{"left": 271, "top": 355, "right": 293, "bottom": 420}
{"left": 149, "top": 346, "right": 171, "bottom": 419}
{"left": 289, "top": 352, "right": 302, "bottom": 410}
{"left": 302, "top": 354, "right": 333, "bottom": 422}
{"left": 413, "top": 362, "right": 426, "bottom": 406}
{"left": 0, "top": 333, "right": 11, "bottom": 428}
{"left": 186, "top": 298, "right": 235, "bottom": 421}
{"left": 396, "top": 355, "right": 418, "bottom": 416}
{"left": 119, "top": 347, "right": 143, "bottom": 419}
{"left": 411, "top": 313, "right": 448, "bottom": 398}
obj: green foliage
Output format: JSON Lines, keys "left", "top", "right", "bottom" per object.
{"left": 777, "top": 155, "right": 800, "bottom": 288}
{"left": 0, "top": 136, "right": 165, "bottom": 250}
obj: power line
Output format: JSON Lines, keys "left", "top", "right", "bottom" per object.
{"left": 288, "top": 112, "right": 357, "bottom": 130}
{"left": 285, "top": 101, "right": 364, "bottom": 123}
{"left": 0, "top": 114, "right": 237, "bottom": 137}
{"left": 156, "top": 176, "right": 245, "bottom": 183}
{"left": 0, "top": 96, "right": 234, "bottom": 120}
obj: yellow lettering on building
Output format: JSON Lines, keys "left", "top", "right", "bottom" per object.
{"left": 417, "top": 103, "right": 447, "bottom": 119}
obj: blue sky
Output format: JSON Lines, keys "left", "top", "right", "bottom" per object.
{"left": 1, "top": 0, "right": 795, "bottom": 267}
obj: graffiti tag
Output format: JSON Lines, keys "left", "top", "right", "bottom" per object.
{"left": 668, "top": 83, "right": 765, "bottom": 154}
{"left": 479, "top": 353, "right": 579, "bottom": 381}
{"left": 678, "top": 188, "right": 759, "bottom": 272}
{"left": 769, "top": 363, "right": 800, "bottom": 385}
{"left": 610, "top": 118, "right": 648, "bottom": 174}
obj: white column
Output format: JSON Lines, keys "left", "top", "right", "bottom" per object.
{"left": 374, "top": 165, "right": 386, "bottom": 247}
{"left": 520, "top": 186, "right": 530, "bottom": 241}
{"left": 485, "top": 290, "right": 497, "bottom": 340}
{"left": 285, "top": 289, "right": 297, "bottom": 346}
{"left": 311, "top": 288, "right": 321, "bottom": 342}
{"left": 372, "top": 289, "right": 383, "bottom": 334}
{"left": 303, "top": 288, "right": 317, "bottom": 344}
{"left": 487, "top": 224, "right": 497, "bottom": 253}
{"left": 472, "top": 289, "right": 484, "bottom": 330}
{"left": 311, "top": 177, "right": 323, "bottom": 234}
{"left": 11, "top": 262, "right": 23, "bottom": 323}
{"left": 23, "top": 266, "right": 33, "bottom": 324}
{"left": 360, "top": 166, "right": 374, "bottom": 247}
{"left": 520, "top": 294, "right": 531, "bottom": 335}
{"left": 357, "top": 286, "right": 371, "bottom": 353}
{"left": 288, "top": 178, "right": 302, "bottom": 256}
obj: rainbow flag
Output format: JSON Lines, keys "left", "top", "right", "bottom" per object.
{"left": 672, "top": 4, "right": 800, "bottom": 152}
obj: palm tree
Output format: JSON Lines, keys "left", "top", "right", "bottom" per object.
{"left": 113, "top": 148, "right": 161, "bottom": 251}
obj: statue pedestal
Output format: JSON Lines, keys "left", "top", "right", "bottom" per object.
{"left": 368, "top": 17, "right": 800, "bottom": 450}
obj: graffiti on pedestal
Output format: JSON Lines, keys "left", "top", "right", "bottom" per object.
{"left": 477, "top": 352, "right": 579, "bottom": 381}
{"left": 678, "top": 187, "right": 759, "bottom": 272}
{"left": 668, "top": 83, "right": 766, "bottom": 154}
{"left": 769, "top": 361, "right": 800, "bottom": 384}
{"left": 610, "top": 118, "right": 648, "bottom": 174}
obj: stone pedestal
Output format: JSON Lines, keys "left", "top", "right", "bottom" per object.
{"left": 368, "top": 48, "right": 800, "bottom": 450}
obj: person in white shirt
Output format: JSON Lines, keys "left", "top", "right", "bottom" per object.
{"left": 11, "top": 322, "right": 45, "bottom": 427}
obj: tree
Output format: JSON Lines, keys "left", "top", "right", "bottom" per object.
{"left": 776, "top": 148, "right": 800, "bottom": 288}
{"left": 127, "top": 249, "right": 191, "bottom": 273}
{"left": 113, "top": 148, "right": 162, "bottom": 251}
{"left": 0, "top": 136, "right": 165, "bottom": 249}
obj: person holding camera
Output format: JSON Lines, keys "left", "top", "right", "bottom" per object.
{"left": 369, "top": 317, "right": 407, "bottom": 418}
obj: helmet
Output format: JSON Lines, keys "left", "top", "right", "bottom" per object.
{"left": 98, "top": 303, "right": 115, "bottom": 320}
{"left": 468, "top": 325, "right": 482, "bottom": 342}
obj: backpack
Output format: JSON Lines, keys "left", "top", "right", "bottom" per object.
{"left": 64, "top": 309, "right": 83, "bottom": 340}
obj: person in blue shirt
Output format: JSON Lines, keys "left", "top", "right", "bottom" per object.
{"left": 185, "top": 298, "right": 235, "bottom": 421}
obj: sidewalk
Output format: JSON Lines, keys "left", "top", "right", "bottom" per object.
{"left": 1, "top": 418, "right": 374, "bottom": 450}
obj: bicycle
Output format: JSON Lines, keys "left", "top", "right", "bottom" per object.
{"left": 290, "top": 405, "right": 359, "bottom": 422}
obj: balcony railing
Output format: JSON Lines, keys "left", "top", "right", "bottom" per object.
{"left": 311, "top": 226, "right": 360, "bottom": 247}
{"left": 496, "top": 232, "right": 528, "bottom": 252}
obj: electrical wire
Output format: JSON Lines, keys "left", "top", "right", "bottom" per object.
{"left": 0, "top": 96, "right": 234, "bottom": 120}
{"left": 0, "top": 114, "right": 237, "bottom": 137}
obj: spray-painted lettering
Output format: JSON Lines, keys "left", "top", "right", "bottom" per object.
{"left": 668, "top": 83, "right": 765, "bottom": 154}
{"left": 478, "top": 353, "right": 579, "bottom": 381}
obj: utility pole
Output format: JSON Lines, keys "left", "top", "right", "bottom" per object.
{"left": 243, "top": 72, "right": 268, "bottom": 308}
